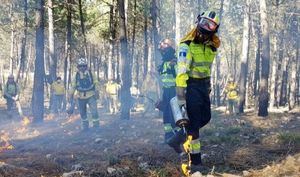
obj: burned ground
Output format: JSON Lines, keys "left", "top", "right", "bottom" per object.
{"left": 0, "top": 107, "right": 299, "bottom": 177}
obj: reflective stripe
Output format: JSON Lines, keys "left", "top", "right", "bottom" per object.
{"left": 190, "top": 139, "right": 201, "bottom": 154}
{"left": 188, "top": 70, "right": 209, "bottom": 78}
{"left": 191, "top": 61, "right": 212, "bottom": 67}
{"left": 174, "top": 127, "right": 181, "bottom": 132}
{"left": 161, "top": 62, "right": 176, "bottom": 88}
{"left": 164, "top": 124, "right": 173, "bottom": 133}
{"left": 92, "top": 118, "right": 100, "bottom": 121}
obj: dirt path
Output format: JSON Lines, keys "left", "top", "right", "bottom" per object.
{"left": 0, "top": 108, "right": 299, "bottom": 177}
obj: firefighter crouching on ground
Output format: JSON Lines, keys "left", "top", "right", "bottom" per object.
{"left": 225, "top": 78, "right": 238, "bottom": 114}
{"left": 51, "top": 76, "right": 65, "bottom": 113}
{"left": 3, "top": 74, "right": 19, "bottom": 111}
{"left": 168, "top": 11, "right": 221, "bottom": 172}
{"left": 157, "top": 38, "right": 180, "bottom": 146}
{"left": 105, "top": 80, "right": 120, "bottom": 114}
{"left": 68, "top": 58, "right": 100, "bottom": 131}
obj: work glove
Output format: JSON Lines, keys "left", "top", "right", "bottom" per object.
{"left": 176, "top": 87, "right": 186, "bottom": 108}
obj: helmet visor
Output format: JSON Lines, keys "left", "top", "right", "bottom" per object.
{"left": 198, "top": 18, "right": 218, "bottom": 32}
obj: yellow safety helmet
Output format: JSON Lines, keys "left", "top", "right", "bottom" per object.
{"left": 77, "top": 58, "right": 88, "bottom": 66}
{"left": 197, "top": 11, "right": 220, "bottom": 34}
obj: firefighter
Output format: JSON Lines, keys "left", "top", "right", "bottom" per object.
{"left": 157, "top": 38, "right": 179, "bottom": 146}
{"left": 169, "top": 11, "right": 221, "bottom": 172}
{"left": 69, "top": 58, "right": 100, "bottom": 131}
{"left": 51, "top": 76, "right": 65, "bottom": 113}
{"left": 225, "top": 78, "right": 238, "bottom": 114}
{"left": 3, "top": 74, "right": 19, "bottom": 111}
{"left": 105, "top": 80, "right": 120, "bottom": 114}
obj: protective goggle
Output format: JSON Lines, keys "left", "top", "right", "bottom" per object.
{"left": 198, "top": 17, "right": 218, "bottom": 31}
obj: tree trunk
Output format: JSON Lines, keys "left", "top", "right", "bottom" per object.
{"left": 9, "top": 3, "right": 15, "bottom": 75}
{"left": 150, "top": 0, "right": 160, "bottom": 68}
{"left": 280, "top": 57, "right": 289, "bottom": 106}
{"left": 258, "top": 0, "right": 271, "bottom": 117}
{"left": 275, "top": 29, "right": 284, "bottom": 107}
{"left": 215, "top": 0, "right": 225, "bottom": 106}
{"left": 108, "top": 4, "right": 115, "bottom": 81}
{"left": 174, "top": 0, "right": 180, "bottom": 44}
{"left": 48, "top": 0, "right": 56, "bottom": 81}
{"left": 131, "top": 0, "right": 137, "bottom": 85}
{"left": 238, "top": 1, "right": 250, "bottom": 113}
{"left": 32, "top": 0, "right": 45, "bottom": 123}
{"left": 17, "top": 0, "right": 28, "bottom": 82}
{"left": 64, "top": 0, "right": 72, "bottom": 89}
{"left": 143, "top": 8, "right": 149, "bottom": 77}
{"left": 288, "top": 15, "right": 298, "bottom": 110}
{"left": 253, "top": 25, "right": 261, "bottom": 97}
{"left": 118, "top": 0, "right": 131, "bottom": 120}
{"left": 78, "top": 0, "right": 88, "bottom": 58}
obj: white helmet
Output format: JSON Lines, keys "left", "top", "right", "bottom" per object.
{"left": 77, "top": 58, "right": 88, "bottom": 66}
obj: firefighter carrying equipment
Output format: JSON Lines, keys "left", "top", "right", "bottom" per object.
{"left": 176, "top": 25, "right": 220, "bottom": 88}
{"left": 69, "top": 70, "right": 98, "bottom": 99}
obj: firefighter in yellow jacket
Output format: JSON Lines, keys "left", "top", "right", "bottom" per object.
{"left": 157, "top": 38, "right": 179, "bottom": 146}
{"left": 51, "top": 76, "right": 65, "bottom": 113}
{"left": 3, "top": 74, "right": 19, "bottom": 111}
{"left": 105, "top": 80, "right": 120, "bottom": 114}
{"left": 69, "top": 58, "right": 100, "bottom": 131}
{"left": 225, "top": 78, "right": 238, "bottom": 114}
{"left": 168, "top": 11, "right": 221, "bottom": 172}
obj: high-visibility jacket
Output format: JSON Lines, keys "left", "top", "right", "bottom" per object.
{"left": 160, "top": 61, "right": 176, "bottom": 88}
{"left": 106, "top": 82, "right": 120, "bottom": 95}
{"left": 226, "top": 83, "right": 238, "bottom": 100}
{"left": 51, "top": 81, "right": 65, "bottom": 95}
{"left": 4, "top": 82, "right": 19, "bottom": 97}
{"left": 176, "top": 41, "right": 217, "bottom": 87}
{"left": 69, "top": 70, "right": 99, "bottom": 99}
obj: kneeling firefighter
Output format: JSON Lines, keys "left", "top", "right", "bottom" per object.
{"left": 157, "top": 39, "right": 180, "bottom": 147}
{"left": 168, "top": 11, "right": 221, "bottom": 174}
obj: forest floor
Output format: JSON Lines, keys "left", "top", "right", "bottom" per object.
{"left": 0, "top": 102, "right": 299, "bottom": 177}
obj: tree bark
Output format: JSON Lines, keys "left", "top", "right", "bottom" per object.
{"left": 17, "top": 0, "right": 28, "bottom": 82}
{"left": 215, "top": 0, "right": 225, "bottom": 106}
{"left": 108, "top": 4, "right": 115, "bottom": 81}
{"left": 253, "top": 24, "right": 261, "bottom": 97}
{"left": 9, "top": 3, "right": 15, "bottom": 75}
{"left": 174, "top": 0, "right": 180, "bottom": 44}
{"left": 118, "top": 0, "right": 131, "bottom": 120}
{"left": 150, "top": 0, "right": 160, "bottom": 68}
{"left": 64, "top": 0, "right": 72, "bottom": 89}
{"left": 258, "top": 0, "right": 271, "bottom": 117}
{"left": 32, "top": 0, "right": 45, "bottom": 123}
{"left": 79, "top": 0, "right": 88, "bottom": 58}
{"left": 131, "top": 0, "right": 137, "bottom": 85}
{"left": 238, "top": 0, "right": 250, "bottom": 113}
{"left": 275, "top": 29, "right": 284, "bottom": 107}
{"left": 288, "top": 15, "right": 298, "bottom": 110}
{"left": 48, "top": 0, "right": 56, "bottom": 81}
{"left": 143, "top": 6, "right": 149, "bottom": 77}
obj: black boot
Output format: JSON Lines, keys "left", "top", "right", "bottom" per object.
{"left": 166, "top": 130, "right": 185, "bottom": 153}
